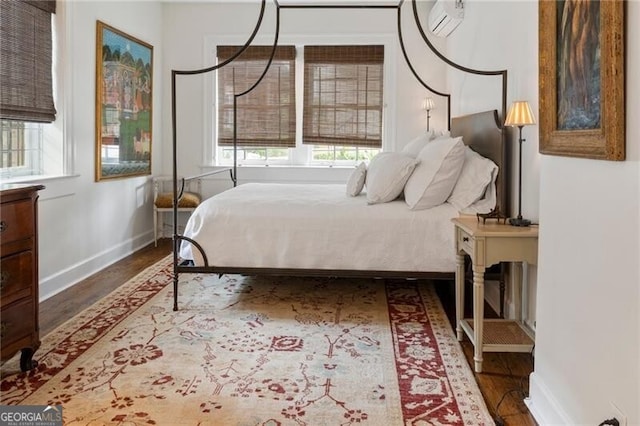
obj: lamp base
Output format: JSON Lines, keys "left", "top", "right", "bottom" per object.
{"left": 509, "top": 217, "right": 531, "bottom": 227}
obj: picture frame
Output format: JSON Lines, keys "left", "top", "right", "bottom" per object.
{"left": 539, "top": 1, "right": 625, "bottom": 161}
{"left": 95, "top": 21, "right": 153, "bottom": 181}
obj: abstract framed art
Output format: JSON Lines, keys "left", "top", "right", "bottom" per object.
{"left": 95, "top": 21, "right": 153, "bottom": 180}
{"left": 539, "top": 0, "right": 625, "bottom": 161}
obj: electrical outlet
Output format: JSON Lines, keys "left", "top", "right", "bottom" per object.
{"left": 610, "top": 401, "right": 627, "bottom": 426}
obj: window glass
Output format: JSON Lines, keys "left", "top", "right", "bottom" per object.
{"left": 0, "top": 121, "right": 43, "bottom": 179}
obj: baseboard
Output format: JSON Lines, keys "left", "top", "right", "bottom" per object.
{"left": 39, "top": 231, "right": 154, "bottom": 302}
{"left": 525, "top": 372, "right": 574, "bottom": 426}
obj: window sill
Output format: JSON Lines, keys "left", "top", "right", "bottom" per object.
{"left": 0, "top": 174, "right": 81, "bottom": 201}
{"left": 1, "top": 173, "right": 78, "bottom": 184}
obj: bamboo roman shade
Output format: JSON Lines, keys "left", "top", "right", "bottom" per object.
{"left": 217, "top": 46, "right": 296, "bottom": 148}
{"left": 0, "top": 0, "right": 57, "bottom": 122}
{"left": 303, "top": 45, "right": 384, "bottom": 148}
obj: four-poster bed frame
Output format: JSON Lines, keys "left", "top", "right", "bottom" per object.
{"left": 169, "top": 0, "right": 511, "bottom": 311}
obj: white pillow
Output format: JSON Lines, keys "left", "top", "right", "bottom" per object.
{"left": 457, "top": 168, "right": 498, "bottom": 215}
{"left": 365, "top": 152, "right": 418, "bottom": 204}
{"left": 401, "top": 131, "right": 435, "bottom": 158}
{"left": 404, "top": 136, "right": 465, "bottom": 210}
{"left": 448, "top": 147, "right": 498, "bottom": 210}
{"left": 346, "top": 162, "right": 367, "bottom": 196}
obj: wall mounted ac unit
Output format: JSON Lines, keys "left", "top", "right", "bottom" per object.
{"left": 428, "top": 0, "right": 464, "bottom": 37}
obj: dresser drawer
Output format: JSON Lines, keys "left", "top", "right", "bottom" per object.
{"left": 1, "top": 250, "right": 34, "bottom": 307}
{"left": 0, "top": 298, "right": 36, "bottom": 347}
{"left": 457, "top": 227, "right": 473, "bottom": 255}
{"left": 0, "top": 199, "right": 34, "bottom": 245}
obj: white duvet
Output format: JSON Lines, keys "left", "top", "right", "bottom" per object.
{"left": 180, "top": 183, "right": 460, "bottom": 273}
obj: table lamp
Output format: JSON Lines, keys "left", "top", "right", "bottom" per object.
{"left": 422, "top": 97, "right": 435, "bottom": 131}
{"left": 504, "top": 100, "right": 536, "bottom": 227}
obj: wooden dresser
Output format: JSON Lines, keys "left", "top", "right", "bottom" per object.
{"left": 1, "top": 183, "right": 44, "bottom": 371}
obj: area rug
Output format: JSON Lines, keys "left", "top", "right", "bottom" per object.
{"left": 1, "top": 256, "right": 493, "bottom": 425}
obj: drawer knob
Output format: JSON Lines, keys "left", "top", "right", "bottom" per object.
{"left": 0, "top": 321, "right": 6, "bottom": 339}
{"left": 462, "top": 237, "right": 469, "bottom": 242}
{"left": 0, "top": 271, "right": 8, "bottom": 289}
{"left": 0, "top": 220, "right": 6, "bottom": 233}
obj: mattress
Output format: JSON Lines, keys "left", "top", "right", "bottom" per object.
{"left": 179, "top": 183, "right": 460, "bottom": 273}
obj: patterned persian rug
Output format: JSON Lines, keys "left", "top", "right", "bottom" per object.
{"left": 1, "top": 256, "right": 493, "bottom": 425}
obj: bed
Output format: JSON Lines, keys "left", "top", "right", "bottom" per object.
{"left": 169, "top": 1, "right": 511, "bottom": 310}
{"left": 180, "top": 183, "right": 460, "bottom": 273}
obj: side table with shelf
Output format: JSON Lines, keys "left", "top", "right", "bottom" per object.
{"left": 452, "top": 216, "right": 538, "bottom": 373}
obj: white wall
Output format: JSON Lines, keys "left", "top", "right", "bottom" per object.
{"left": 37, "top": 0, "right": 164, "bottom": 300}
{"left": 530, "top": 1, "right": 640, "bottom": 425}
{"left": 447, "top": 1, "right": 640, "bottom": 425}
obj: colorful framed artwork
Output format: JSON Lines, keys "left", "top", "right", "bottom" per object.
{"left": 95, "top": 21, "right": 153, "bottom": 180}
{"left": 539, "top": 0, "right": 625, "bottom": 161}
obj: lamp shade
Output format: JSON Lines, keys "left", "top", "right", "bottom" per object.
{"left": 422, "top": 97, "right": 435, "bottom": 111}
{"left": 505, "top": 101, "right": 536, "bottom": 127}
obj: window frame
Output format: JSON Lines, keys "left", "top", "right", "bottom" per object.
{"left": 203, "top": 33, "right": 396, "bottom": 169}
{"left": 0, "top": 0, "right": 73, "bottom": 183}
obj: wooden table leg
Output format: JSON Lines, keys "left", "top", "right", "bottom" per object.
{"left": 472, "top": 265, "right": 485, "bottom": 373}
{"left": 513, "top": 261, "right": 523, "bottom": 322}
{"left": 455, "top": 253, "right": 465, "bottom": 341}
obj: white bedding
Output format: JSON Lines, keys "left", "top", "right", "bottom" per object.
{"left": 180, "top": 183, "right": 460, "bottom": 273}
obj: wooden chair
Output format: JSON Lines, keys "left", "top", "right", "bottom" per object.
{"left": 153, "top": 176, "right": 202, "bottom": 246}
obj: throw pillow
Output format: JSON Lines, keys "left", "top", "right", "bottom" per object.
{"left": 401, "top": 130, "right": 435, "bottom": 158}
{"left": 365, "top": 152, "right": 418, "bottom": 204}
{"left": 404, "top": 136, "right": 465, "bottom": 210}
{"left": 346, "top": 162, "right": 367, "bottom": 196}
{"left": 448, "top": 146, "right": 498, "bottom": 210}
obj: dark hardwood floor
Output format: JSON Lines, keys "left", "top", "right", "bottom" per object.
{"left": 39, "top": 239, "right": 536, "bottom": 426}
{"left": 39, "top": 239, "right": 173, "bottom": 336}
{"left": 436, "top": 283, "right": 537, "bottom": 426}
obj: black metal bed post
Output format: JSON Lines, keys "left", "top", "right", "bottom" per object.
{"left": 171, "top": 70, "right": 179, "bottom": 311}
{"left": 232, "top": 0, "right": 283, "bottom": 176}
{"left": 409, "top": 0, "right": 508, "bottom": 124}
{"left": 233, "top": 92, "right": 237, "bottom": 186}
{"left": 170, "top": 0, "right": 512, "bottom": 311}
{"left": 170, "top": 0, "right": 267, "bottom": 311}
{"left": 395, "top": 1, "right": 451, "bottom": 127}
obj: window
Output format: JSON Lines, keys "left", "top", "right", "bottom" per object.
{"left": 303, "top": 45, "right": 384, "bottom": 149}
{"left": 0, "top": 0, "right": 63, "bottom": 181}
{"left": 310, "top": 145, "right": 380, "bottom": 163}
{"left": 217, "top": 46, "right": 296, "bottom": 150}
{"left": 215, "top": 44, "right": 384, "bottom": 167}
{"left": 0, "top": 120, "right": 42, "bottom": 179}
{"left": 0, "top": 0, "right": 57, "bottom": 123}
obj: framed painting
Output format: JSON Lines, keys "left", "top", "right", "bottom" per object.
{"left": 539, "top": 0, "right": 625, "bottom": 161}
{"left": 95, "top": 21, "right": 153, "bottom": 180}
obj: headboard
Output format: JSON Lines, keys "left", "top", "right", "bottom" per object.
{"left": 451, "top": 110, "right": 511, "bottom": 217}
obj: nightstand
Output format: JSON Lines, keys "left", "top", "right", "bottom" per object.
{"left": 452, "top": 216, "right": 538, "bottom": 373}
